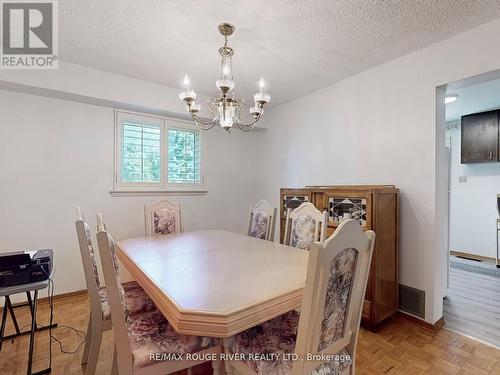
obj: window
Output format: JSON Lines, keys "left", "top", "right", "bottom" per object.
{"left": 121, "top": 122, "right": 161, "bottom": 183}
{"left": 167, "top": 128, "right": 201, "bottom": 184}
{"left": 114, "top": 111, "right": 204, "bottom": 191}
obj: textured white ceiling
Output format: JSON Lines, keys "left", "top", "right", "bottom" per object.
{"left": 59, "top": 0, "right": 500, "bottom": 106}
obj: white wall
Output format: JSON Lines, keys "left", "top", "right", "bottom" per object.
{"left": 255, "top": 18, "right": 500, "bottom": 323}
{"left": 0, "top": 90, "right": 260, "bottom": 302}
{"left": 447, "top": 127, "right": 500, "bottom": 259}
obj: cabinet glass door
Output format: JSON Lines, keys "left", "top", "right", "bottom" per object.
{"left": 328, "top": 197, "right": 367, "bottom": 227}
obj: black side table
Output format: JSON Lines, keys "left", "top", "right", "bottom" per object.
{"left": 0, "top": 280, "right": 57, "bottom": 375}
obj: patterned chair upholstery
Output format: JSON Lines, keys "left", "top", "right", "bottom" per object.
{"left": 290, "top": 214, "right": 317, "bottom": 250}
{"left": 83, "top": 222, "right": 102, "bottom": 289}
{"left": 284, "top": 202, "right": 328, "bottom": 251}
{"left": 225, "top": 239, "right": 363, "bottom": 375}
{"left": 128, "top": 310, "right": 214, "bottom": 369}
{"left": 153, "top": 208, "right": 177, "bottom": 235}
{"left": 98, "top": 281, "right": 155, "bottom": 321}
{"left": 249, "top": 211, "right": 269, "bottom": 240}
{"left": 248, "top": 200, "right": 277, "bottom": 241}
{"left": 107, "top": 235, "right": 126, "bottom": 302}
{"left": 98, "top": 288, "right": 111, "bottom": 319}
{"left": 145, "top": 201, "right": 182, "bottom": 237}
{"left": 225, "top": 311, "right": 352, "bottom": 375}
{"left": 83, "top": 221, "right": 112, "bottom": 320}
{"left": 319, "top": 248, "right": 358, "bottom": 351}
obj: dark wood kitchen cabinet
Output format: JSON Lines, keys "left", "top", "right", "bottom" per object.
{"left": 461, "top": 110, "right": 499, "bottom": 163}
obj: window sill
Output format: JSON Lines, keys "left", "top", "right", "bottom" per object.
{"left": 109, "top": 189, "right": 208, "bottom": 197}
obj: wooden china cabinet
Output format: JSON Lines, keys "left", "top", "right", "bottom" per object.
{"left": 280, "top": 185, "right": 399, "bottom": 330}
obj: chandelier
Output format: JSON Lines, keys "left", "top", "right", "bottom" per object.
{"left": 179, "top": 23, "right": 271, "bottom": 132}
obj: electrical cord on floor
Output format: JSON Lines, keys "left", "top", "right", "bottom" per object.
{"left": 17, "top": 271, "right": 87, "bottom": 365}
{"left": 19, "top": 321, "right": 86, "bottom": 355}
{"left": 40, "top": 270, "right": 87, "bottom": 359}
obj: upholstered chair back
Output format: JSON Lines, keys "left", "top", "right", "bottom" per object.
{"left": 144, "top": 200, "right": 182, "bottom": 237}
{"left": 96, "top": 215, "right": 134, "bottom": 375}
{"left": 75, "top": 207, "right": 103, "bottom": 320}
{"left": 284, "top": 202, "right": 328, "bottom": 250}
{"left": 247, "top": 200, "right": 277, "bottom": 241}
{"left": 292, "top": 220, "right": 375, "bottom": 375}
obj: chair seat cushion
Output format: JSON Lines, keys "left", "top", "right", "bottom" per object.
{"left": 127, "top": 309, "right": 215, "bottom": 369}
{"left": 98, "top": 281, "right": 155, "bottom": 320}
{"left": 225, "top": 310, "right": 351, "bottom": 375}
{"left": 309, "top": 358, "right": 351, "bottom": 375}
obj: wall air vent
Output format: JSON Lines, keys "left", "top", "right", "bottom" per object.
{"left": 399, "top": 284, "right": 425, "bottom": 319}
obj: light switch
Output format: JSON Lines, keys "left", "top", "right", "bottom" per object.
{"left": 458, "top": 176, "right": 468, "bottom": 183}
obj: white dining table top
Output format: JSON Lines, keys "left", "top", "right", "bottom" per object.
{"left": 116, "top": 229, "right": 309, "bottom": 337}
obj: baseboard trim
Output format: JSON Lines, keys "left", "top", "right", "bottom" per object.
{"left": 450, "top": 251, "right": 496, "bottom": 264}
{"left": 0, "top": 289, "right": 87, "bottom": 312}
{"left": 396, "top": 311, "right": 444, "bottom": 333}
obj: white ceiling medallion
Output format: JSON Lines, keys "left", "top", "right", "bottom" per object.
{"left": 179, "top": 23, "right": 271, "bottom": 132}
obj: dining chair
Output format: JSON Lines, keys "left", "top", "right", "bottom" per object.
{"left": 247, "top": 200, "right": 277, "bottom": 241}
{"left": 95, "top": 213, "right": 222, "bottom": 375}
{"left": 144, "top": 200, "right": 182, "bottom": 236}
{"left": 75, "top": 208, "right": 155, "bottom": 375}
{"left": 284, "top": 202, "right": 328, "bottom": 250}
{"left": 223, "top": 219, "right": 375, "bottom": 375}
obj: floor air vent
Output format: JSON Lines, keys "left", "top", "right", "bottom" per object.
{"left": 399, "top": 284, "right": 425, "bottom": 319}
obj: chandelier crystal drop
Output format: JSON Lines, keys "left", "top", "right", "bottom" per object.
{"left": 178, "top": 23, "right": 271, "bottom": 132}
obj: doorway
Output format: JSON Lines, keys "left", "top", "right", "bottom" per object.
{"left": 441, "top": 72, "right": 500, "bottom": 348}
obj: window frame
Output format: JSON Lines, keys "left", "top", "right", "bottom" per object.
{"left": 113, "top": 110, "right": 205, "bottom": 193}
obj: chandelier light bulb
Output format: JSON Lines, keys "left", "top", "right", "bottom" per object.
{"left": 183, "top": 74, "right": 190, "bottom": 89}
{"left": 179, "top": 74, "right": 197, "bottom": 102}
{"left": 259, "top": 78, "right": 266, "bottom": 92}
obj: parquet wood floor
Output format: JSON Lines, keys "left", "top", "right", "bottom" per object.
{"left": 0, "top": 294, "right": 499, "bottom": 374}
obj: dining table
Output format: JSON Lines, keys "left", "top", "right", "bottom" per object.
{"left": 116, "top": 229, "right": 309, "bottom": 338}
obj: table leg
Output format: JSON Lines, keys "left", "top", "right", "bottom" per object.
{"left": 5, "top": 296, "right": 21, "bottom": 335}
{"left": 0, "top": 298, "right": 8, "bottom": 351}
{"left": 27, "top": 290, "right": 38, "bottom": 375}
{"left": 26, "top": 292, "right": 33, "bottom": 315}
